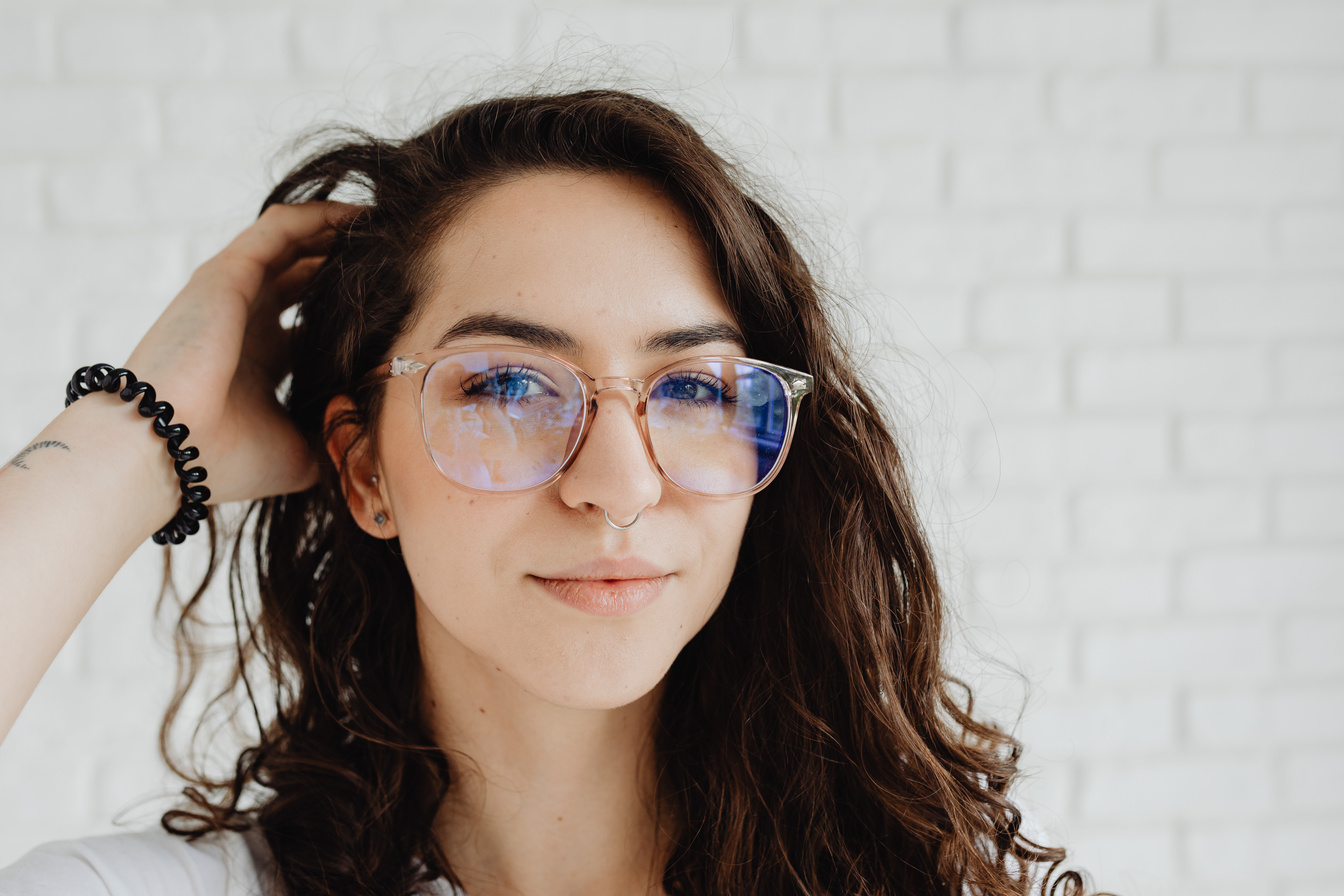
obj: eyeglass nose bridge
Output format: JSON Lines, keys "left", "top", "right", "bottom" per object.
{"left": 574, "top": 377, "right": 657, "bottom": 479}
{"left": 588, "top": 376, "right": 647, "bottom": 412}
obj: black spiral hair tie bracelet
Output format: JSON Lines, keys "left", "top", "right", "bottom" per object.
{"left": 65, "top": 364, "right": 211, "bottom": 545}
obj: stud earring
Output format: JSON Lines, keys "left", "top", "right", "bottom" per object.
{"left": 370, "top": 475, "right": 387, "bottom": 526}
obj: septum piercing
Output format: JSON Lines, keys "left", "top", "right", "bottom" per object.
{"left": 604, "top": 509, "right": 640, "bottom": 530}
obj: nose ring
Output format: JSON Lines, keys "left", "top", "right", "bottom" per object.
{"left": 604, "top": 509, "right": 641, "bottom": 530}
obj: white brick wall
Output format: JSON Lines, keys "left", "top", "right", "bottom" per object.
{"left": 1, "top": 3, "right": 1340, "bottom": 895}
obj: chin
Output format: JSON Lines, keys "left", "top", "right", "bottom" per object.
{"left": 519, "top": 643, "right": 677, "bottom": 711}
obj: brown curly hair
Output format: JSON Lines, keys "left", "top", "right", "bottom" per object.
{"left": 156, "top": 87, "right": 1104, "bottom": 896}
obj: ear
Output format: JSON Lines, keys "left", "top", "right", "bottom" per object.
{"left": 324, "top": 395, "right": 398, "bottom": 539}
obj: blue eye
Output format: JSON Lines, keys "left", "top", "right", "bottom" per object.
{"left": 462, "top": 365, "right": 556, "bottom": 402}
{"left": 653, "top": 373, "right": 733, "bottom": 405}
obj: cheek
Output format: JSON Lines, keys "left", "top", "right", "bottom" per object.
{"left": 395, "top": 484, "right": 529, "bottom": 604}
{"left": 380, "top": 418, "right": 511, "bottom": 611}
{"left": 688, "top": 497, "right": 753, "bottom": 615}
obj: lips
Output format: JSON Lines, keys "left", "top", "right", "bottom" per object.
{"left": 530, "top": 556, "right": 673, "bottom": 617}
{"left": 538, "top": 557, "right": 672, "bottom": 580}
{"left": 533, "top": 575, "right": 670, "bottom": 617}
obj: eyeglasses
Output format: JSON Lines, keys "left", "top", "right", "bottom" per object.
{"left": 362, "top": 344, "right": 814, "bottom": 498}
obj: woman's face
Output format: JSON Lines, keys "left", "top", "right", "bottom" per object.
{"left": 369, "top": 170, "right": 752, "bottom": 711}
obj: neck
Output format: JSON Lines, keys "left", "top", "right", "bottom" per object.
{"left": 419, "top": 603, "right": 669, "bottom": 896}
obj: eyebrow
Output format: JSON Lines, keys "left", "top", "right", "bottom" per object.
{"left": 432, "top": 311, "right": 747, "bottom": 354}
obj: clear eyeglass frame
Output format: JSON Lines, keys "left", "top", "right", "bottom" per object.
{"left": 360, "top": 343, "right": 815, "bottom": 498}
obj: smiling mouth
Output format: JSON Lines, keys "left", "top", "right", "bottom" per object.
{"left": 530, "top": 575, "right": 671, "bottom": 617}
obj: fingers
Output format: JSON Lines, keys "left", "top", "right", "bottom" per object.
{"left": 243, "top": 254, "right": 326, "bottom": 381}
{"left": 256, "top": 253, "right": 326, "bottom": 314}
{"left": 207, "top": 201, "right": 365, "bottom": 306}
{"left": 231, "top": 200, "right": 364, "bottom": 270}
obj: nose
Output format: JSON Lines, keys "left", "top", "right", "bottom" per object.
{"left": 556, "top": 385, "right": 661, "bottom": 525}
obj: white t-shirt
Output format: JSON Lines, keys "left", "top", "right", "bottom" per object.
{"left": 0, "top": 827, "right": 464, "bottom": 896}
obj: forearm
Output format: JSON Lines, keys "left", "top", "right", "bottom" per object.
{"left": 0, "top": 394, "right": 182, "bottom": 745}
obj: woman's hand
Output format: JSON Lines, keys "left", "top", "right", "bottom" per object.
{"left": 1, "top": 202, "right": 362, "bottom": 745}
{"left": 123, "top": 201, "right": 361, "bottom": 505}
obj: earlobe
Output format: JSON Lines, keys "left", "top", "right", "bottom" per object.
{"left": 323, "top": 395, "right": 398, "bottom": 539}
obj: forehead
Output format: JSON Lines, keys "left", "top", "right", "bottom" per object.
{"left": 401, "top": 170, "right": 741, "bottom": 358}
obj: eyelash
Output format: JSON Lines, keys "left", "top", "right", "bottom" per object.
{"left": 460, "top": 365, "right": 557, "bottom": 403}
{"left": 654, "top": 371, "right": 736, "bottom": 406}
{"left": 459, "top": 366, "right": 736, "bottom": 405}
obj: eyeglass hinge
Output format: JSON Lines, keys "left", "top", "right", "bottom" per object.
{"left": 390, "top": 358, "right": 427, "bottom": 376}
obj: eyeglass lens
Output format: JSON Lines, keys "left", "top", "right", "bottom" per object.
{"left": 420, "top": 349, "right": 791, "bottom": 494}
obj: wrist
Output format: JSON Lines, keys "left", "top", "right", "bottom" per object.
{"left": 63, "top": 364, "right": 211, "bottom": 545}
{"left": 59, "top": 393, "right": 189, "bottom": 536}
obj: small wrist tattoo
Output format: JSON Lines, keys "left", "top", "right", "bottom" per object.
{"left": 7, "top": 440, "right": 71, "bottom": 471}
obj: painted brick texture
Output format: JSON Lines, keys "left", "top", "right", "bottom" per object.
{"left": 0, "top": 3, "right": 1340, "bottom": 895}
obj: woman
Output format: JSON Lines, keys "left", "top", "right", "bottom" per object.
{"left": 0, "top": 89, "right": 1098, "bottom": 896}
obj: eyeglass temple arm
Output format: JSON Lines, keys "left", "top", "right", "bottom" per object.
{"left": 756, "top": 362, "right": 812, "bottom": 400}
{"left": 359, "top": 357, "right": 427, "bottom": 388}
